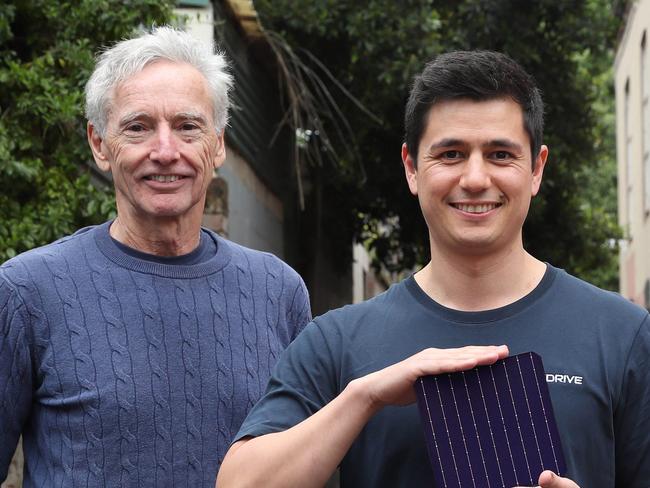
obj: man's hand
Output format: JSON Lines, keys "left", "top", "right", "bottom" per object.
{"left": 514, "top": 470, "right": 580, "bottom": 488}
{"left": 357, "top": 344, "right": 509, "bottom": 409}
{"left": 538, "top": 470, "right": 580, "bottom": 488}
{"left": 218, "top": 344, "right": 509, "bottom": 488}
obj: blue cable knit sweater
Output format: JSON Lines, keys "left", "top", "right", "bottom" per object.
{"left": 0, "top": 222, "right": 311, "bottom": 487}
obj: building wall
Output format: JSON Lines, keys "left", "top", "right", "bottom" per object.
{"left": 218, "top": 146, "right": 284, "bottom": 258}
{"left": 352, "top": 243, "right": 386, "bottom": 303}
{"left": 615, "top": 0, "right": 650, "bottom": 307}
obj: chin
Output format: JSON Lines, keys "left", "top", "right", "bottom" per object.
{"left": 448, "top": 234, "right": 499, "bottom": 251}
{"left": 143, "top": 199, "right": 196, "bottom": 217}
{"left": 152, "top": 209, "right": 190, "bottom": 219}
{"left": 136, "top": 205, "right": 189, "bottom": 219}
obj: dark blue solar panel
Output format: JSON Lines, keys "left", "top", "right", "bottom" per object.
{"left": 416, "top": 352, "right": 566, "bottom": 488}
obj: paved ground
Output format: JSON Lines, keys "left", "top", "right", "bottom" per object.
{"left": 1, "top": 439, "right": 22, "bottom": 488}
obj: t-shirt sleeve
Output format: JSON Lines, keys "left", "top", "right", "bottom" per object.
{"left": 614, "top": 313, "right": 650, "bottom": 486}
{"left": 234, "top": 318, "right": 339, "bottom": 441}
{"left": 0, "top": 275, "right": 33, "bottom": 480}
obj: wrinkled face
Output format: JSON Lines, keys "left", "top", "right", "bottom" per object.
{"left": 88, "top": 60, "right": 225, "bottom": 226}
{"left": 402, "top": 97, "right": 547, "bottom": 257}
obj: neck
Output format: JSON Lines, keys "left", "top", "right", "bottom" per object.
{"left": 109, "top": 215, "right": 202, "bottom": 256}
{"left": 415, "top": 243, "right": 546, "bottom": 312}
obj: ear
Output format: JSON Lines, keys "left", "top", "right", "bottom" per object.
{"left": 531, "top": 144, "right": 548, "bottom": 197}
{"left": 402, "top": 143, "right": 418, "bottom": 196}
{"left": 87, "top": 122, "right": 111, "bottom": 172}
{"left": 213, "top": 130, "right": 226, "bottom": 169}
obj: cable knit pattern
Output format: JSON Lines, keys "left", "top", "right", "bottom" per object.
{"left": 236, "top": 252, "right": 260, "bottom": 412}
{"left": 0, "top": 221, "right": 311, "bottom": 488}
{"left": 0, "top": 279, "right": 28, "bottom": 443}
{"left": 207, "top": 271, "right": 234, "bottom": 466}
{"left": 10, "top": 259, "right": 74, "bottom": 487}
{"left": 175, "top": 279, "right": 203, "bottom": 487}
{"left": 263, "top": 255, "right": 282, "bottom": 382}
{"left": 43, "top": 251, "right": 106, "bottom": 487}
{"left": 130, "top": 272, "right": 174, "bottom": 485}
{"left": 86, "top": 249, "right": 139, "bottom": 486}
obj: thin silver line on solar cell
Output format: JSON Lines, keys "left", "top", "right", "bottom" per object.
{"left": 489, "top": 366, "right": 519, "bottom": 484}
{"left": 419, "top": 378, "right": 448, "bottom": 488}
{"left": 476, "top": 368, "right": 506, "bottom": 488}
{"left": 516, "top": 355, "right": 544, "bottom": 469}
{"left": 449, "top": 373, "right": 477, "bottom": 488}
{"left": 435, "top": 376, "right": 462, "bottom": 486}
{"left": 503, "top": 361, "right": 534, "bottom": 484}
{"left": 462, "top": 371, "right": 491, "bottom": 488}
{"left": 529, "top": 352, "right": 561, "bottom": 474}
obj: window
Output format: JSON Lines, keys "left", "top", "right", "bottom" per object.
{"left": 625, "top": 79, "right": 633, "bottom": 237}
{"left": 642, "top": 32, "right": 650, "bottom": 213}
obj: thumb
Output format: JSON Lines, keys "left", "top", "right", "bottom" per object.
{"left": 538, "top": 470, "right": 580, "bottom": 488}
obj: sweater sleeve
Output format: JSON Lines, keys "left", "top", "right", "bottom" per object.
{"left": 614, "top": 313, "right": 650, "bottom": 486}
{"left": 0, "top": 274, "right": 33, "bottom": 480}
{"left": 288, "top": 276, "right": 312, "bottom": 341}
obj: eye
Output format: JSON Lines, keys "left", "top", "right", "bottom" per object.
{"left": 124, "top": 123, "right": 146, "bottom": 133}
{"left": 490, "top": 150, "right": 513, "bottom": 160}
{"left": 179, "top": 122, "right": 201, "bottom": 131}
{"left": 441, "top": 150, "right": 463, "bottom": 159}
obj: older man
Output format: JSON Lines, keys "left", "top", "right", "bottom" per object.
{"left": 0, "top": 27, "right": 311, "bottom": 487}
{"left": 218, "top": 51, "right": 650, "bottom": 488}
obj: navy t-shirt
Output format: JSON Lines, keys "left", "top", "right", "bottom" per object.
{"left": 235, "top": 265, "right": 650, "bottom": 488}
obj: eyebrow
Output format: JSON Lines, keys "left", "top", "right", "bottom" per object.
{"left": 118, "top": 112, "right": 150, "bottom": 127}
{"left": 175, "top": 112, "right": 209, "bottom": 125}
{"left": 486, "top": 139, "right": 524, "bottom": 153}
{"left": 425, "top": 138, "right": 464, "bottom": 152}
{"left": 425, "top": 138, "right": 524, "bottom": 153}
{"left": 117, "top": 111, "right": 210, "bottom": 127}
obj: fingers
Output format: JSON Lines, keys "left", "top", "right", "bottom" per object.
{"left": 418, "top": 344, "right": 508, "bottom": 362}
{"left": 537, "top": 470, "right": 580, "bottom": 488}
{"left": 361, "top": 344, "right": 509, "bottom": 409}
{"left": 415, "top": 345, "right": 509, "bottom": 376}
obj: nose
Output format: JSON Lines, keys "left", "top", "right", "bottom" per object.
{"left": 150, "top": 125, "right": 180, "bottom": 164}
{"left": 459, "top": 151, "right": 491, "bottom": 192}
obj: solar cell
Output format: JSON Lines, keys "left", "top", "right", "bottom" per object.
{"left": 416, "top": 352, "right": 566, "bottom": 488}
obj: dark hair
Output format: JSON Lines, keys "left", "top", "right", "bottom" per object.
{"left": 404, "top": 50, "right": 544, "bottom": 167}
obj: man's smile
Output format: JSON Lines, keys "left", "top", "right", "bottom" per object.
{"left": 450, "top": 202, "right": 502, "bottom": 213}
{"left": 143, "top": 174, "right": 187, "bottom": 183}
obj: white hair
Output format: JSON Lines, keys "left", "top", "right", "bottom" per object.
{"left": 85, "top": 26, "right": 233, "bottom": 136}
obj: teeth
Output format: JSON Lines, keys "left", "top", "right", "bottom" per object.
{"left": 147, "top": 175, "right": 182, "bottom": 182}
{"left": 455, "top": 203, "right": 498, "bottom": 213}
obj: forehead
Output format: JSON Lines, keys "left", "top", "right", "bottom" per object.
{"left": 421, "top": 97, "right": 529, "bottom": 146}
{"left": 109, "top": 60, "right": 214, "bottom": 122}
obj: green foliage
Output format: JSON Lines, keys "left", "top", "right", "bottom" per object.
{"left": 571, "top": 59, "right": 621, "bottom": 290}
{"left": 255, "top": 0, "right": 623, "bottom": 290}
{"left": 0, "top": 0, "right": 175, "bottom": 261}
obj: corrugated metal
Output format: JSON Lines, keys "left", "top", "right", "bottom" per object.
{"left": 215, "top": 1, "right": 290, "bottom": 196}
{"left": 223, "top": 0, "right": 263, "bottom": 39}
